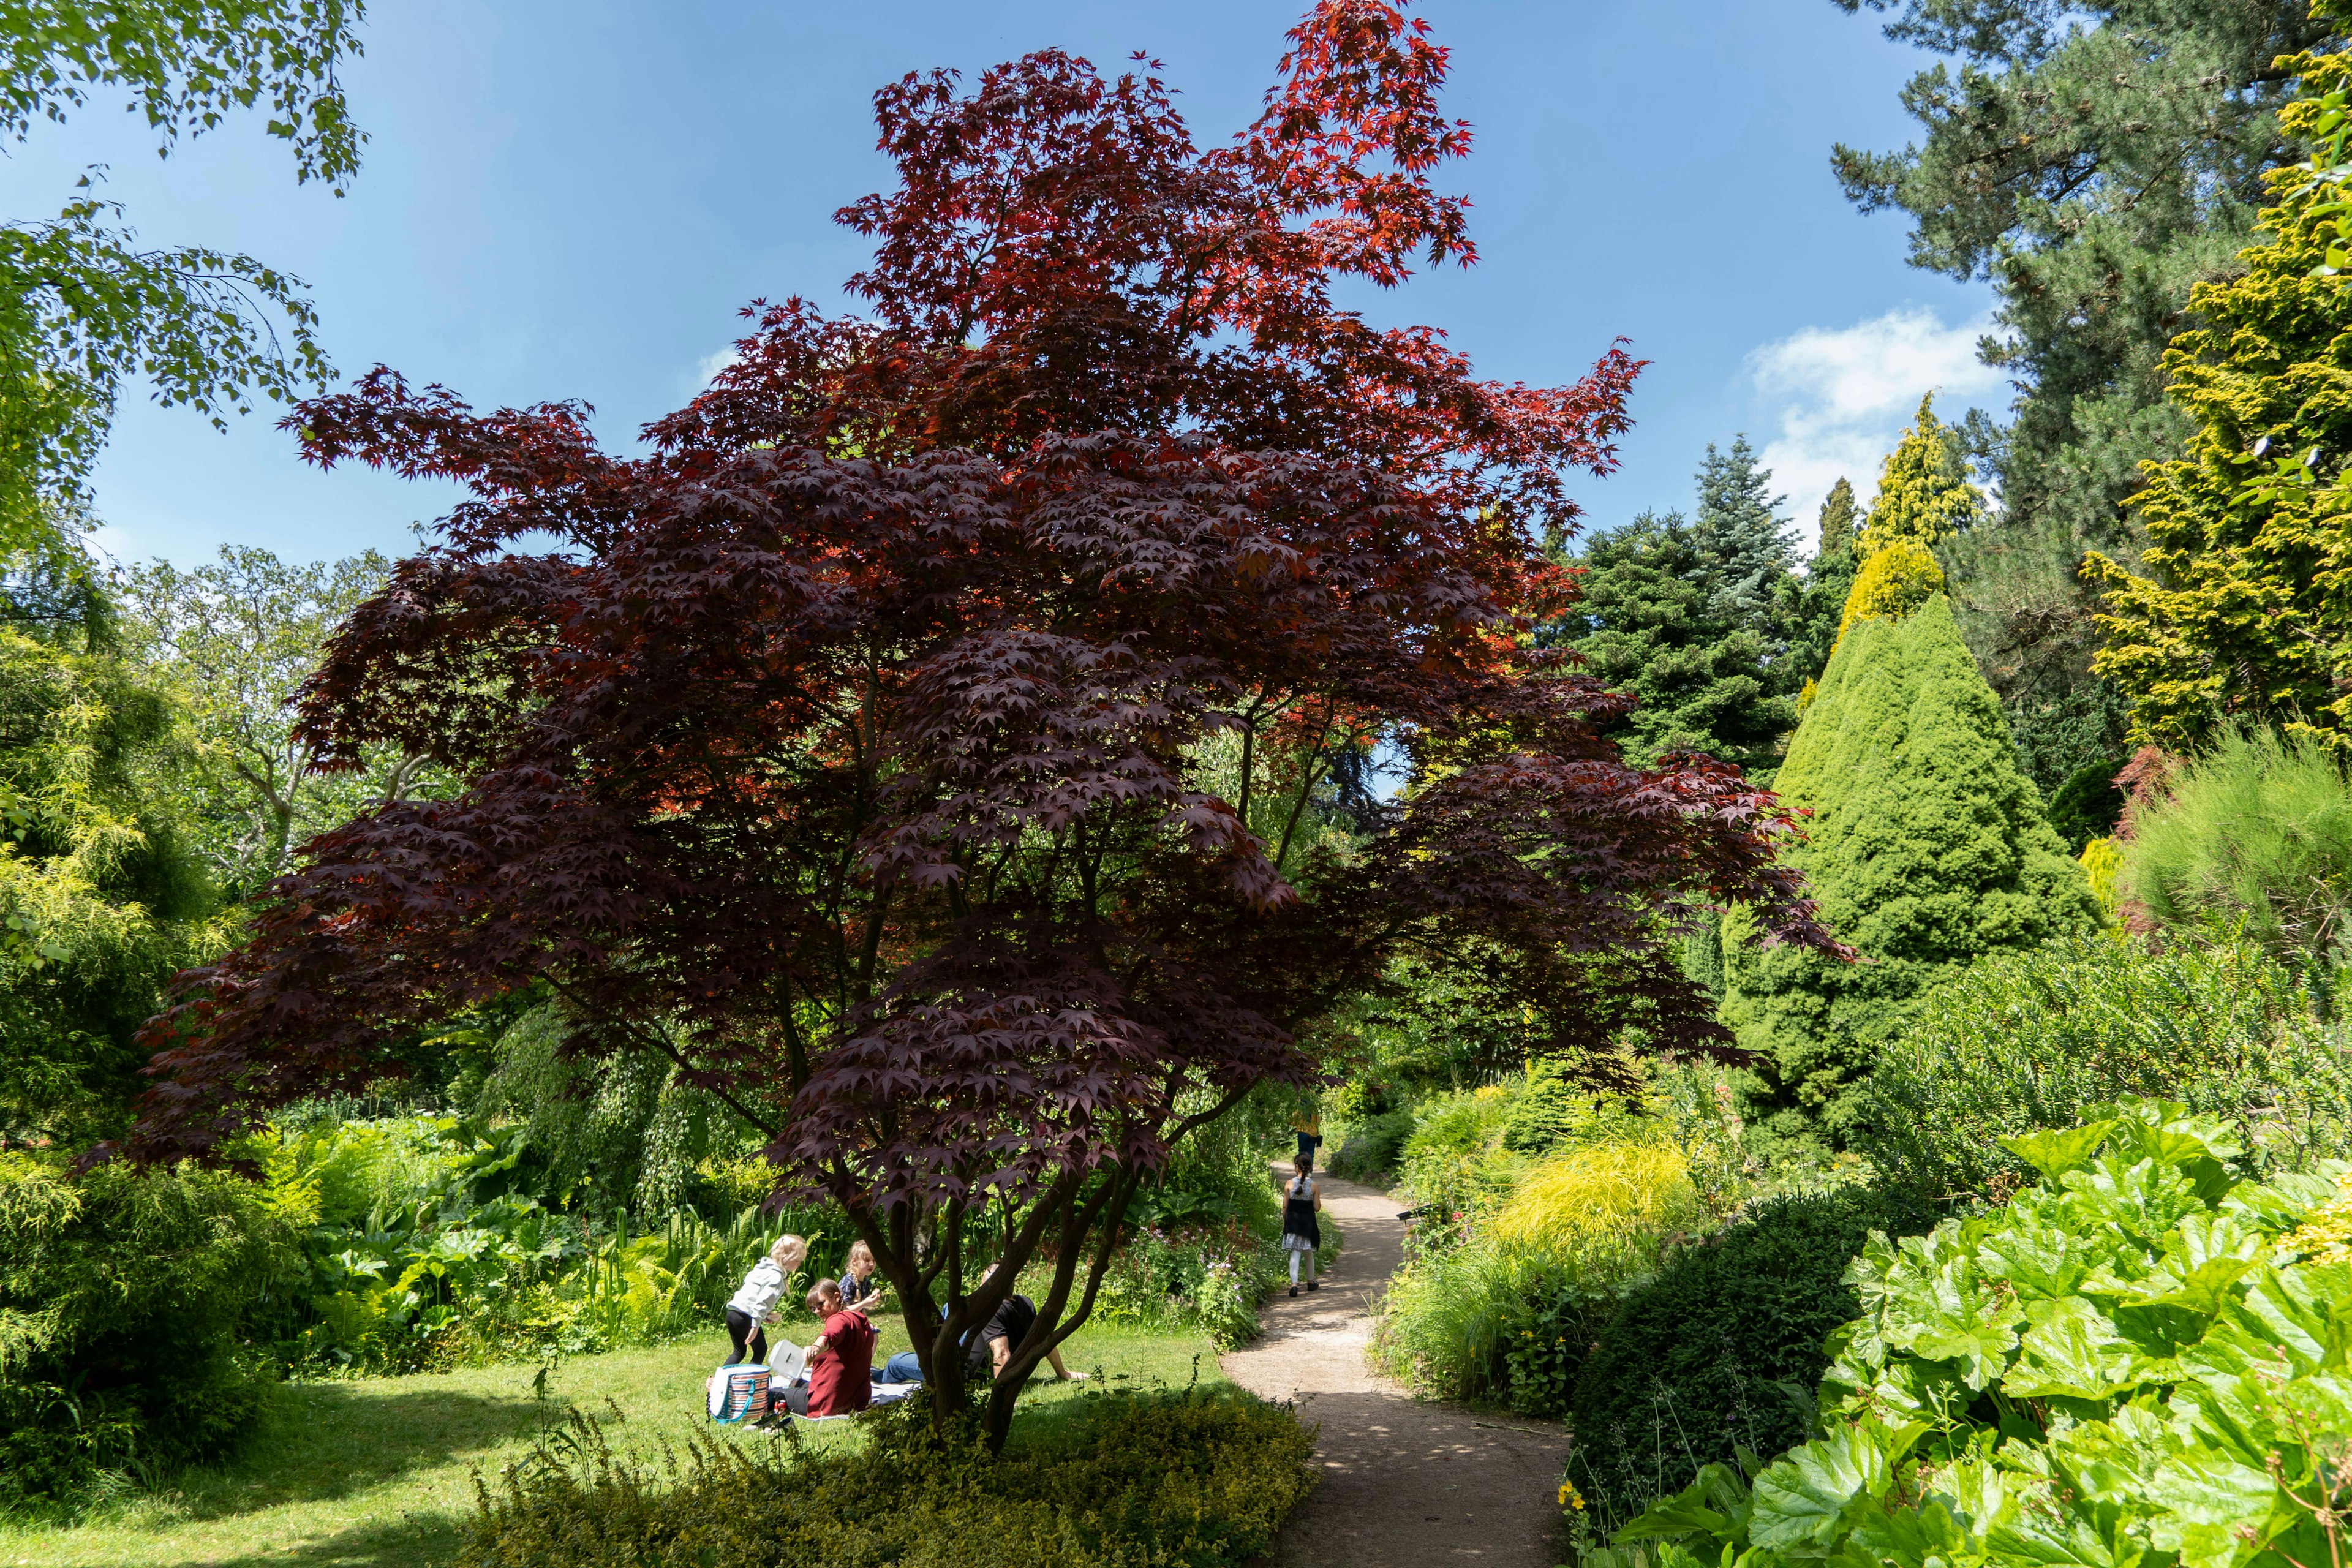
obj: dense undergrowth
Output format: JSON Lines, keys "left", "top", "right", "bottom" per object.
{"left": 456, "top": 1384, "right": 1314, "bottom": 1568}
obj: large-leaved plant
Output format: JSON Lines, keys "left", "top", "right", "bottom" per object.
{"left": 1602, "top": 1098, "right": 2352, "bottom": 1568}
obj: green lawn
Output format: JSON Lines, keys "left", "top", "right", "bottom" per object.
{"left": 0, "top": 1311, "right": 1232, "bottom": 1568}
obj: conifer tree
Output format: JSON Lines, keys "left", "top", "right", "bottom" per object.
{"left": 1553, "top": 508, "right": 1795, "bottom": 774}
{"left": 1723, "top": 594, "right": 2098, "bottom": 1152}
{"left": 1691, "top": 435, "right": 1795, "bottom": 633}
{"left": 1781, "top": 478, "right": 1858, "bottom": 689}
{"left": 2089, "top": 42, "right": 2352, "bottom": 754}
{"left": 1864, "top": 394, "right": 1985, "bottom": 549}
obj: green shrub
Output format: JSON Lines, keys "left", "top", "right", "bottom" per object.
{"left": 0, "top": 1154, "right": 300, "bottom": 1517}
{"left": 1376, "top": 1138, "right": 1703, "bottom": 1403}
{"left": 1722, "top": 595, "right": 2099, "bottom": 1155}
{"left": 456, "top": 1384, "right": 1315, "bottom": 1568}
{"left": 2045, "top": 755, "right": 2127, "bottom": 853}
{"left": 1328, "top": 1109, "right": 1411, "bottom": 1182}
{"left": 1096, "top": 1225, "right": 1284, "bottom": 1351}
{"left": 1866, "top": 929, "right": 2352, "bottom": 1200}
{"left": 2123, "top": 727, "right": 2352, "bottom": 966}
{"left": 1602, "top": 1099, "right": 2352, "bottom": 1568}
{"left": 1563, "top": 1183, "right": 1940, "bottom": 1523}
{"left": 1393, "top": 1089, "right": 1519, "bottom": 1221}
{"left": 1499, "top": 1278, "right": 1627, "bottom": 1419}
{"left": 1502, "top": 1056, "right": 1587, "bottom": 1155}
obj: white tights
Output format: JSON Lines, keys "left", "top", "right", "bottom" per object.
{"left": 1289, "top": 1248, "right": 1316, "bottom": 1285}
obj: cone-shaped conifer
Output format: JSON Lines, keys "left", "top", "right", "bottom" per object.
{"left": 1864, "top": 394, "right": 1985, "bottom": 549}
{"left": 1723, "top": 594, "right": 2099, "bottom": 1150}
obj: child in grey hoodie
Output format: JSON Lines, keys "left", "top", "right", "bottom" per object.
{"left": 722, "top": 1234, "right": 806, "bottom": 1365}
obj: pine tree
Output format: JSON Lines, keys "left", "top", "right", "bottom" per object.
{"left": 1722, "top": 594, "right": 2099, "bottom": 1152}
{"left": 1552, "top": 509, "right": 1795, "bottom": 773}
{"left": 2089, "top": 42, "right": 2352, "bottom": 754}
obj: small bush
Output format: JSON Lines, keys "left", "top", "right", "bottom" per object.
{"left": 0, "top": 1154, "right": 301, "bottom": 1517}
{"left": 1866, "top": 928, "right": 2352, "bottom": 1199}
{"left": 1501, "top": 1057, "right": 1585, "bottom": 1155}
{"left": 1563, "top": 1182, "right": 1939, "bottom": 1526}
{"left": 2044, "top": 755, "right": 2127, "bottom": 853}
{"left": 456, "top": 1384, "right": 1314, "bottom": 1568}
{"left": 1096, "top": 1224, "right": 1281, "bottom": 1351}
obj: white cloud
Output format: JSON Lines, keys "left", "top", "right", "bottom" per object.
{"left": 1745, "top": 307, "right": 2008, "bottom": 536}
{"left": 695, "top": 345, "right": 742, "bottom": 388}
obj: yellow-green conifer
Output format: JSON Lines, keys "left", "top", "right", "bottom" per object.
{"left": 2088, "top": 43, "right": 2352, "bottom": 754}
{"left": 1835, "top": 535, "right": 1945, "bottom": 645}
{"left": 1859, "top": 394, "right": 1986, "bottom": 552}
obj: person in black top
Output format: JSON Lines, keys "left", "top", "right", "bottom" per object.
{"left": 965, "top": 1265, "right": 1086, "bottom": 1382}
{"left": 1280, "top": 1154, "right": 1323, "bottom": 1295}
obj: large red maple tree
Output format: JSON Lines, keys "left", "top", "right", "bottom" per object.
{"left": 107, "top": 1, "right": 1844, "bottom": 1444}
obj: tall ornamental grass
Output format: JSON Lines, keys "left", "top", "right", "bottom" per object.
{"left": 2122, "top": 727, "right": 2352, "bottom": 963}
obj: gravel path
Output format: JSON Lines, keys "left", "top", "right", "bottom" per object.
{"left": 1223, "top": 1169, "right": 1573, "bottom": 1568}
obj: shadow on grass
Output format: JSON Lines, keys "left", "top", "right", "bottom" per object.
{"left": 186, "top": 1510, "right": 469, "bottom": 1568}
{"left": 164, "top": 1382, "right": 547, "bottom": 1522}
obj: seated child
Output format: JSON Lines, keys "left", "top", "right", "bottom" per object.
{"left": 837, "top": 1240, "right": 888, "bottom": 1314}
{"left": 802, "top": 1278, "right": 877, "bottom": 1418}
{"left": 722, "top": 1234, "right": 805, "bottom": 1365}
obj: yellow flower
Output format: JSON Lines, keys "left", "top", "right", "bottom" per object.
{"left": 1558, "top": 1480, "right": 1585, "bottom": 1511}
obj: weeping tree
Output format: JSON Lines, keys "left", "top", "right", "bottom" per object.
{"left": 102, "top": 1, "right": 1843, "bottom": 1449}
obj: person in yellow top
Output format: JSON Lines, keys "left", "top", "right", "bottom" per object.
{"left": 1291, "top": 1104, "right": 1321, "bottom": 1166}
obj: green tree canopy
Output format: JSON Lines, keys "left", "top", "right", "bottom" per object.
{"left": 0, "top": 581, "right": 222, "bottom": 1147}
{"left": 1551, "top": 508, "right": 1797, "bottom": 774}
{"left": 113, "top": 545, "right": 437, "bottom": 899}
{"left": 1723, "top": 593, "right": 2098, "bottom": 1152}
{"left": 1832, "top": 0, "right": 2336, "bottom": 794}
{"left": 2089, "top": 40, "right": 2352, "bottom": 754}
{"left": 1, "top": 1, "right": 366, "bottom": 548}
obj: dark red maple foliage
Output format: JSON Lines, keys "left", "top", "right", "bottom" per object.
{"left": 104, "top": 1, "right": 1845, "bottom": 1446}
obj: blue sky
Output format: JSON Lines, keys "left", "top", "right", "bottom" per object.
{"left": 2, "top": 1, "right": 2006, "bottom": 569}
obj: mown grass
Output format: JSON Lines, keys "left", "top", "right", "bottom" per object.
{"left": 0, "top": 1310, "right": 1232, "bottom": 1568}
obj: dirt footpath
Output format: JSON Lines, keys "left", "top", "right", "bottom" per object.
{"left": 1223, "top": 1169, "right": 1573, "bottom": 1568}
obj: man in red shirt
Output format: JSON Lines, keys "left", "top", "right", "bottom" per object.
{"left": 801, "top": 1280, "right": 876, "bottom": 1417}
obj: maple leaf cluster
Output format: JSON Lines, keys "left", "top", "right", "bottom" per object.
{"left": 98, "top": 1, "right": 1845, "bottom": 1438}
